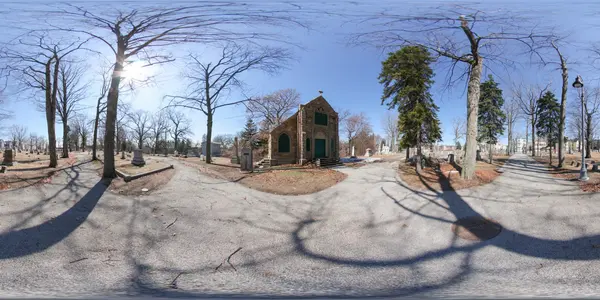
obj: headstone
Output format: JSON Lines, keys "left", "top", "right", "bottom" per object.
{"left": 448, "top": 154, "right": 455, "bottom": 163}
{"left": 2, "top": 149, "right": 14, "bottom": 166}
{"left": 0, "top": 166, "right": 5, "bottom": 173}
{"left": 576, "top": 161, "right": 580, "bottom": 167}
{"left": 174, "top": 150, "right": 178, "bottom": 157}
{"left": 240, "top": 147, "right": 253, "bottom": 172}
{"left": 351, "top": 146, "right": 355, "bottom": 158}
{"left": 365, "top": 148, "right": 372, "bottom": 157}
{"left": 131, "top": 149, "right": 146, "bottom": 166}
{"left": 593, "top": 164, "right": 599, "bottom": 172}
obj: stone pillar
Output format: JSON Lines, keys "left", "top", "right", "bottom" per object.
{"left": 351, "top": 146, "right": 355, "bottom": 157}
{"left": 131, "top": 149, "right": 145, "bottom": 166}
{"left": 2, "top": 149, "right": 14, "bottom": 166}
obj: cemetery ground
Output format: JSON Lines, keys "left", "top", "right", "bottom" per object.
{"left": 398, "top": 154, "right": 510, "bottom": 192}
{"left": 178, "top": 156, "right": 347, "bottom": 195}
{"left": 93, "top": 152, "right": 175, "bottom": 196}
{"left": 0, "top": 152, "right": 78, "bottom": 190}
{"left": 3, "top": 153, "right": 600, "bottom": 297}
{"left": 533, "top": 151, "right": 600, "bottom": 192}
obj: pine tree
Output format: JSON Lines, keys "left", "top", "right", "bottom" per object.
{"left": 378, "top": 45, "right": 442, "bottom": 172}
{"left": 477, "top": 75, "right": 506, "bottom": 164}
{"left": 241, "top": 117, "right": 259, "bottom": 149}
{"left": 536, "top": 91, "right": 560, "bottom": 165}
{"left": 456, "top": 141, "right": 462, "bottom": 150}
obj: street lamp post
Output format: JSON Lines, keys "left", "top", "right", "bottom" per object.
{"left": 573, "top": 75, "right": 589, "bottom": 181}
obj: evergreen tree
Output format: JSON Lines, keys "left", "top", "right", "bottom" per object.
{"left": 536, "top": 91, "right": 560, "bottom": 165}
{"left": 477, "top": 75, "right": 506, "bottom": 164}
{"left": 241, "top": 117, "right": 259, "bottom": 149}
{"left": 456, "top": 141, "right": 462, "bottom": 150}
{"left": 378, "top": 45, "right": 442, "bottom": 171}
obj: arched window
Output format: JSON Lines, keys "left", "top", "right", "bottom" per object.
{"left": 306, "top": 138, "right": 311, "bottom": 151}
{"left": 278, "top": 133, "right": 290, "bottom": 153}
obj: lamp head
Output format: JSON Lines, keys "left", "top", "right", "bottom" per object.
{"left": 573, "top": 75, "right": 584, "bottom": 88}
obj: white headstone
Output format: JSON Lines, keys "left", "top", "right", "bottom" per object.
{"left": 351, "top": 146, "right": 355, "bottom": 157}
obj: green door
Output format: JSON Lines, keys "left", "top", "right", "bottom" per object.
{"left": 315, "top": 139, "right": 326, "bottom": 158}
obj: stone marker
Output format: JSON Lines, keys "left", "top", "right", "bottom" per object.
{"left": 2, "top": 149, "right": 14, "bottom": 166}
{"left": 351, "top": 146, "right": 356, "bottom": 158}
{"left": 576, "top": 161, "right": 580, "bottom": 167}
{"left": 240, "top": 147, "right": 253, "bottom": 172}
{"left": 593, "top": 164, "right": 599, "bottom": 172}
{"left": 365, "top": 148, "right": 372, "bottom": 157}
{"left": 131, "top": 149, "right": 146, "bottom": 166}
{"left": 0, "top": 166, "right": 6, "bottom": 173}
{"left": 174, "top": 150, "right": 178, "bottom": 157}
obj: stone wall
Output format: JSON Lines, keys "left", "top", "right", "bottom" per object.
{"left": 269, "top": 112, "right": 298, "bottom": 164}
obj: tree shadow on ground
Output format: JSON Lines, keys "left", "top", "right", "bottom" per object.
{"left": 0, "top": 162, "right": 111, "bottom": 259}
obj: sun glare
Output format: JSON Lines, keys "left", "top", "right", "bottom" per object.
{"left": 121, "top": 61, "right": 147, "bottom": 81}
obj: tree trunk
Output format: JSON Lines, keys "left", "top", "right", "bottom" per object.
{"left": 506, "top": 119, "right": 512, "bottom": 156}
{"left": 489, "top": 143, "right": 493, "bottom": 164}
{"left": 102, "top": 52, "right": 124, "bottom": 178}
{"left": 47, "top": 59, "right": 60, "bottom": 168}
{"left": 62, "top": 122, "right": 68, "bottom": 158}
{"left": 92, "top": 102, "right": 101, "bottom": 160}
{"left": 405, "top": 147, "right": 409, "bottom": 161}
{"left": 558, "top": 64, "right": 567, "bottom": 167}
{"left": 206, "top": 113, "right": 213, "bottom": 163}
{"left": 154, "top": 135, "right": 160, "bottom": 154}
{"left": 461, "top": 57, "right": 483, "bottom": 180}
{"left": 205, "top": 70, "right": 213, "bottom": 164}
{"left": 531, "top": 116, "right": 536, "bottom": 157}
{"left": 586, "top": 113, "right": 592, "bottom": 159}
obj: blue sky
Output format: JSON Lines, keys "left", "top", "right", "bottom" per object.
{"left": 2, "top": 1, "right": 600, "bottom": 145}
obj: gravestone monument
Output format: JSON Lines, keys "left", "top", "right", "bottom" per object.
{"left": 2, "top": 149, "right": 14, "bottom": 166}
{"left": 231, "top": 137, "right": 240, "bottom": 164}
{"left": 240, "top": 147, "right": 253, "bottom": 172}
{"left": 351, "top": 146, "right": 356, "bottom": 158}
{"left": 365, "top": 148, "right": 373, "bottom": 157}
{"left": 131, "top": 149, "right": 146, "bottom": 166}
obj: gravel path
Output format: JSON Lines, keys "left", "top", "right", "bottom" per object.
{"left": 1, "top": 153, "right": 600, "bottom": 298}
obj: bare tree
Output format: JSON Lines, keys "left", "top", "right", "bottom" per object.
{"left": 246, "top": 88, "right": 301, "bottom": 131}
{"left": 514, "top": 82, "right": 550, "bottom": 156}
{"left": 581, "top": 87, "right": 600, "bottom": 158}
{"left": 72, "top": 114, "right": 91, "bottom": 151}
{"left": 381, "top": 111, "right": 399, "bottom": 151}
{"left": 51, "top": 3, "right": 308, "bottom": 177}
{"left": 166, "top": 43, "right": 290, "bottom": 163}
{"left": 350, "top": 5, "right": 552, "bottom": 179}
{"left": 150, "top": 111, "right": 170, "bottom": 154}
{"left": 504, "top": 98, "right": 520, "bottom": 155}
{"left": 343, "top": 112, "right": 369, "bottom": 156}
{"left": 10, "top": 125, "right": 27, "bottom": 151}
{"left": 166, "top": 109, "right": 191, "bottom": 152}
{"left": 56, "top": 60, "right": 88, "bottom": 158}
{"left": 451, "top": 117, "right": 467, "bottom": 145}
{"left": 115, "top": 101, "right": 131, "bottom": 155}
{"left": 127, "top": 110, "right": 151, "bottom": 150}
{"left": 1, "top": 32, "right": 88, "bottom": 167}
{"left": 91, "top": 65, "right": 110, "bottom": 160}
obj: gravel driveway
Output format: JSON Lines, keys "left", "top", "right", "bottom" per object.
{"left": 1, "top": 153, "right": 600, "bottom": 298}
